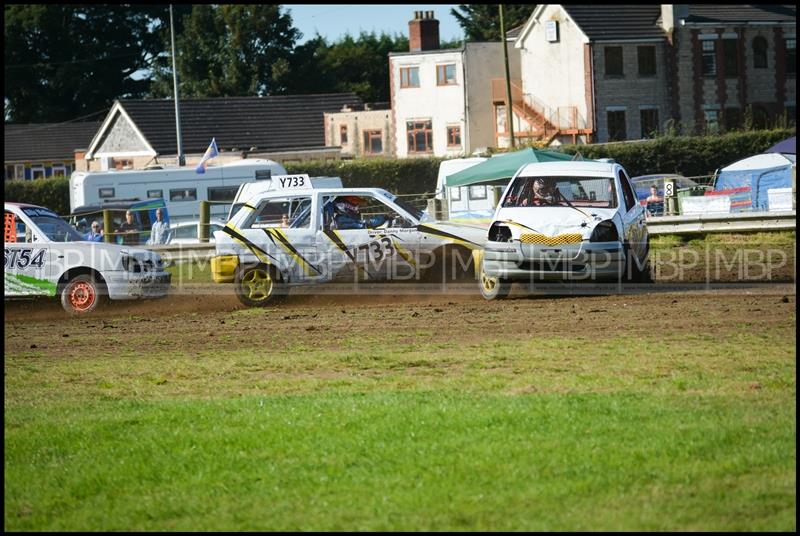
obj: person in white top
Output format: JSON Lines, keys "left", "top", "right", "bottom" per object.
{"left": 147, "top": 208, "right": 171, "bottom": 245}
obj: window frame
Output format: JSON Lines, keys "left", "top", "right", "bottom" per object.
{"left": 399, "top": 66, "right": 420, "bottom": 88}
{"left": 446, "top": 125, "right": 461, "bottom": 147}
{"left": 637, "top": 45, "right": 656, "bottom": 77}
{"left": 639, "top": 108, "right": 659, "bottom": 139}
{"left": 701, "top": 40, "right": 717, "bottom": 77}
{"left": 170, "top": 188, "right": 197, "bottom": 202}
{"left": 436, "top": 63, "right": 457, "bottom": 86}
{"left": 362, "top": 130, "right": 383, "bottom": 155}
{"left": 604, "top": 46, "right": 624, "bottom": 77}
{"left": 752, "top": 36, "right": 768, "bottom": 68}
{"left": 786, "top": 38, "right": 796, "bottom": 76}
{"left": 722, "top": 38, "right": 739, "bottom": 78}
{"left": 607, "top": 109, "right": 627, "bottom": 142}
{"left": 30, "top": 164, "right": 45, "bottom": 180}
{"left": 340, "top": 124, "right": 348, "bottom": 145}
{"left": 98, "top": 187, "right": 115, "bottom": 199}
{"left": 147, "top": 189, "right": 164, "bottom": 199}
{"left": 406, "top": 120, "right": 433, "bottom": 154}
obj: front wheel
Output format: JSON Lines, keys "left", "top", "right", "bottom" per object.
{"left": 478, "top": 261, "right": 511, "bottom": 300}
{"left": 60, "top": 274, "right": 104, "bottom": 315}
{"left": 234, "top": 264, "right": 287, "bottom": 307}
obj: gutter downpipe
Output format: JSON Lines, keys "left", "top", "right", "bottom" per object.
{"left": 589, "top": 39, "right": 597, "bottom": 144}
{"left": 500, "top": 5, "right": 515, "bottom": 148}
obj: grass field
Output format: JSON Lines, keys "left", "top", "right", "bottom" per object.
{"left": 4, "top": 286, "right": 796, "bottom": 531}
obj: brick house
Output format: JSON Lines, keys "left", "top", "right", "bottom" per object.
{"left": 513, "top": 4, "right": 796, "bottom": 144}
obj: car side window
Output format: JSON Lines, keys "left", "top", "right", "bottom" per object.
{"left": 248, "top": 197, "right": 312, "bottom": 229}
{"left": 619, "top": 170, "right": 637, "bottom": 212}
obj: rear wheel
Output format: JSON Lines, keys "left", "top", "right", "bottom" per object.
{"left": 60, "top": 274, "right": 104, "bottom": 315}
{"left": 478, "top": 260, "right": 511, "bottom": 300}
{"left": 234, "top": 264, "right": 287, "bottom": 307}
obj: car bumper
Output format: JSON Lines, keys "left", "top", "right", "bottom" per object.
{"left": 211, "top": 255, "right": 239, "bottom": 283}
{"left": 106, "top": 271, "right": 171, "bottom": 299}
{"left": 482, "top": 240, "right": 625, "bottom": 281}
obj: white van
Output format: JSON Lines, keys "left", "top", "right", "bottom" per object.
{"left": 70, "top": 159, "right": 287, "bottom": 225}
{"left": 435, "top": 157, "right": 503, "bottom": 226}
{"left": 226, "top": 175, "right": 343, "bottom": 221}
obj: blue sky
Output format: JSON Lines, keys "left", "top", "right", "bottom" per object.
{"left": 285, "top": 4, "right": 464, "bottom": 44}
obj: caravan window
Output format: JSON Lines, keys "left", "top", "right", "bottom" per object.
{"left": 99, "top": 188, "right": 115, "bottom": 198}
{"left": 450, "top": 187, "right": 461, "bottom": 201}
{"left": 247, "top": 196, "right": 313, "bottom": 229}
{"left": 208, "top": 186, "right": 239, "bottom": 202}
{"left": 147, "top": 189, "right": 163, "bottom": 199}
{"left": 469, "top": 185, "right": 487, "bottom": 200}
{"left": 170, "top": 188, "right": 197, "bottom": 202}
{"left": 255, "top": 170, "right": 272, "bottom": 181}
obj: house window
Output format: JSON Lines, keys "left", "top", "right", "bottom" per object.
{"left": 340, "top": 124, "right": 348, "bottom": 144}
{"left": 786, "top": 38, "right": 796, "bottom": 75}
{"left": 605, "top": 46, "right": 624, "bottom": 76}
{"left": 14, "top": 164, "right": 25, "bottom": 180}
{"left": 495, "top": 105, "right": 507, "bottom": 133}
{"left": 447, "top": 126, "right": 461, "bottom": 147}
{"left": 400, "top": 66, "right": 420, "bottom": 88}
{"left": 640, "top": 108, "right": 659, "bottom": 138}
{"left": 704, "top": 109, "right": 720, "bottom": 134}
{"left": 724, "top": 107, "right": 741, "bottom": 131}
{"left": 637, "top": 46, "right": 656, "bottom": 76}
{"left": 51, "top": 164, "right": 67, "bottom": 177}
{"left": 363, "top": 130, "right": 383, "bottom": 154}
{"left": 607, "top": 110, "right": 627, "bottom": 141}
{"left": 702, "top": 41, "right": 716, "bottom": 77}
{"left": 406, "top": 120, "right": 433, "bottom": 153}
{"left": 753, "top": 36, "right": 768, "bottom": 68}
{"left": 723, "top": 38, "right": 739, "bottom": 77}
{"left": 147, "top": 189, "right": 163, "bottom": 199}
{"left": 30, "top": 164, "right": 45, "bottom": 180}
{"left": 436, "top": 64, "right": 457, "bottom": 85}
{"left": 113, "top": 158, "right": 132, "bottom": 170}
{"left": 786, "top": 104, "right": 796, "bottom": 125}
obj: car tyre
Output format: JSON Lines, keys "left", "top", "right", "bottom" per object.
{"left": 234, "top": 264, "right": 287, "bottom": 307}
{"left": 60, "top": 274, "right": 105, "bottom": 315}
{"left": 478, "top": 260, "right": 511, "bottom": 300}
{"left": 625, "top": 241, "right": 652, "bottom": 284}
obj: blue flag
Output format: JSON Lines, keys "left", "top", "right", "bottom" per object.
{"left": 195, "top": 138, "right": 219, "bottom": 174}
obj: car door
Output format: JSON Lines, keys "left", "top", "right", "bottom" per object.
{"left": 316, "top": 193, "right": 420, "bottom": 282}
{"left": 4, "top": 209, "right": 53, "bottom": 297}
{"left": 618, "top": 169, "right": 647, "bottom": 261}
{"left": 237, "top": 194, "right": 322, "bottom": 284}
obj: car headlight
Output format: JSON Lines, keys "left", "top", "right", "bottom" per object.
{"left": 589, "top": 220, "right": 619, "bottom": 242}
{"left": 488, "top": 223, "right": 512, "bottom": 242}
{"left": 121, "top": 254, "right": 142, "bottom": 272}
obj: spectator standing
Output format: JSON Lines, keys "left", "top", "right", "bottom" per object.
{"left": 147, "top": 208, "right": 171, "bottom": 245}
{"left": 117, "top": 210, "right": 140, "bottom": 245}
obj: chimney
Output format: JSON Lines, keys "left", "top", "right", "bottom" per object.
{"left": 409, "top": 10, "right": 440, "bottom": 52}
{"left": 660, "top": 5, "right": 689, "bottom": 34}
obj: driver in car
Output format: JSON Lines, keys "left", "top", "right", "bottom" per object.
{"left": 329, "top": 196, "right": 390, "bottom": 230}
{"left": 521, "top": 178, "right": 558, "bottom": 206}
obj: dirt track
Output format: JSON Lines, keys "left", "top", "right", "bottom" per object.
{"left": 4, "top": 281, "right": 796, "bottom": 360}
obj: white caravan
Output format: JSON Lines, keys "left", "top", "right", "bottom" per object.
{"left": 435, "top": 157, "right": 503, "bottom": 227}
{"left": 70, "top": 159, "right": 287, "bottom": 225}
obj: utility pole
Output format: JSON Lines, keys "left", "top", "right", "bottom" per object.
{"left": 170, "top": 4, "right": 185, "bottom": 166}
{"left": 500, "top": 5, "right": 515, "bottom": 149}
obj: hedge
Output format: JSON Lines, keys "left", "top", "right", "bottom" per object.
{"left": 4, "top": 176, "right": 71, "bottom": 215}
{"left": 4, "top": 128, "right": 794, "bottom": 212}
{"left": 557, "top": 128, "right": 795, "bottom": 179}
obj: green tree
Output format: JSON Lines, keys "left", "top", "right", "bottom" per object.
{"left": 280, "top": 31, "right": 411, "bottom": 103}
{"left": 4, "top": 5, "right": 169, "bottom": 122}
{"left": 451, "top": 5, "right": 534, "bottom": 41}
{"left": 149, "top": 5, "right": 299, "bottom": 98}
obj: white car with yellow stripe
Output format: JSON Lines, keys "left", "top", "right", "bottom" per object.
{"left": 211, "top": 177, "right": 487, "bottom": 306}
{"left": 5, "top": 202, "right": 171, "bottom": 314}
{"left": 479, "top": 161, "right": 650, "bottom": 300}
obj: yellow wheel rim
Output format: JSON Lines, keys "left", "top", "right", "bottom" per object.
{"left": 242, "top": 268, "right": 273, "bottom": 301}
{"left": 480, "top": 270, "right": 497, "bottom": 293}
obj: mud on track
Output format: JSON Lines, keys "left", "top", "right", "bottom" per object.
{"left": 4, "top": 281, "right": 796, "bottom": 362}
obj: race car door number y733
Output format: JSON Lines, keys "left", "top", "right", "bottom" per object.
{"left": 5, "top": 248, "right": 46, "bottom": 270}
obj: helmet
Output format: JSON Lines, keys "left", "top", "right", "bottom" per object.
{"left": 334, "top": 197, "right": 361, "bottom": 219}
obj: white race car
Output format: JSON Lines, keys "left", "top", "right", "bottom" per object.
{"left": 211, "top": 179, "right": 487, "bottom": 306}
{"left": 4, "top": 202, "right": 171, "bottom": 314}
{"left": 479, "top": 161, "right": 650, "bottom": 299}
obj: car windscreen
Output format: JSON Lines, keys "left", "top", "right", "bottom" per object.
{"left": 30, "top": 215, "right": 87, "bottom": 242}
{"left": 392, "top": 197, "right": 427, "bottom": 222}
{"left": 502, "top": 176, "right": 618, "bottom": 209}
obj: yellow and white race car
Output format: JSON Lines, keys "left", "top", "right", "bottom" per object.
{"left": 211, "top": 178, "right": 487, "bottom": 306}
